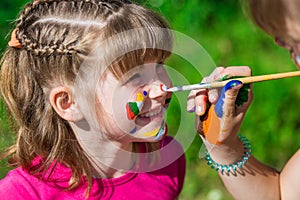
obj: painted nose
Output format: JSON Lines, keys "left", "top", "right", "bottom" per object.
{"left": 146, "top": 81, "right": 167, "bottom": 99}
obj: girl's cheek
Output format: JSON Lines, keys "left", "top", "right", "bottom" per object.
{"left": 125, "top": 90, "right": 148, "bottom": 120}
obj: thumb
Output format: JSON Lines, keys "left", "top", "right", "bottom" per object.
{"left": 222, "top": 80, "right": 243, "bottom": 117}
{"left": 214, "top": 80, "right": 243, "bottom": 118}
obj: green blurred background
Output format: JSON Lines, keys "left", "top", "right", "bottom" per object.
{"left": 1, "top": 1, "right": 300, "bottom": 200}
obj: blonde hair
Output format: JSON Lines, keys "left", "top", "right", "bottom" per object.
{"left": 0, "top": 0, "right": 172, "bottom": 194}
{"left": 247, "top": 0, "right": 300, "bottom": 36}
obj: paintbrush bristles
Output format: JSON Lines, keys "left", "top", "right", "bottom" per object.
{"left": 166, "top": 71, "right": 300, "bottom": 92}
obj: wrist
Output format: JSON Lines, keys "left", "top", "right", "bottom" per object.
{"left": 204, "top": 134, "right": 251, "bottom": 173}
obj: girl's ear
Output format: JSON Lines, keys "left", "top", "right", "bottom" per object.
{"left": 49, "top": 86, "right": 83, "bottom": 122}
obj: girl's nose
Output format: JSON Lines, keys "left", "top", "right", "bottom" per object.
{"left": 146, "top": 81, "right": 167, "bottom": 99}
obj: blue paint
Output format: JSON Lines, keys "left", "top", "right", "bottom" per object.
{"left": 130, "top": 126, "right": 137, "bottom": 134}
{"left": 224, "top": 80, "right": 242, "bottom": 91}
{"left": 214, "top": 80, "right": 242, "bottom": 118}
{"left": 143, "top": 91, "right": 148, "bottom": 96}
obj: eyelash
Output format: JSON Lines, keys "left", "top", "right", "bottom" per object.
{"left": 127, "top": 73, "right": 141, "bottom": 82}
{"left": 124, "top": 62, "right": 165, "bottom": 84}
{"left": 156, "top": 63, "right": 166, "bottom": 74}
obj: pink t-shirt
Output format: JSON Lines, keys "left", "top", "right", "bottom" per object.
{"left": 0, "top": 136, "right": 185, "bottom": 200}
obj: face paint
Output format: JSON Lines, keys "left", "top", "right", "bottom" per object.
{"left": 160, "top": 84, "right": 168, "bottom": 92}
{"left": 126, "top": 91, "right": 147, "bottom": 120}
{"left": 154, "top": 123, "right": 166, "bottom": 141}
{"left": 142, "top": 127, "right": 160, "bottom": 137}
{"left": 141, "top": 122, "right": 166, "bottom": 141}
{"left": 129, "top": 126, "right": 138, "bottom": 134}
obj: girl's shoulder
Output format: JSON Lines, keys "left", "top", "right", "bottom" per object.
{"left": 0, "top": 159, "right": 73, "bottom": 200}
{"left": 0, "top": 167, "right": 41, "bottom": 199}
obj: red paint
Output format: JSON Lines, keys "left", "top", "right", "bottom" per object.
{"left": 160, "top": 84, "right": 165, "bottom": 92}
{"left": 126, "top": 103, "right": 135, "bottom": 120}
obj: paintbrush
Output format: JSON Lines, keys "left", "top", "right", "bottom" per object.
{"left": 166, "top": 70, "right": 300, "bottom": 92}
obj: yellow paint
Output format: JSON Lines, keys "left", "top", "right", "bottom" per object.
{"left": 136, "top": 93, "right": 144, "bottom": 102}
{"left": 142, "top": 127, "right": 160, "bottom": 137}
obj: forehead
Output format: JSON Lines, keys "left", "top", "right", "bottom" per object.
{"left": 249, "top": 0, "right": 300, "bottom": 39}
{"left": 108, "top": 48, "right": 170, "bottom": 79}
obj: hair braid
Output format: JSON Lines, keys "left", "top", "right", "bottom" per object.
{"left": 14, "top": 0, "right": 127, "bottom": 55}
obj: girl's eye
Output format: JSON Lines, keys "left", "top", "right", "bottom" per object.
{"left": 156, "top": 63, "right": 167, "bottom": 75}
{"left": 125, "top": 73, "right": 141, "bottom": 85}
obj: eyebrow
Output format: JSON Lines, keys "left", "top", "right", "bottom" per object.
{"left": 119, "top": 68, "right": 140, "bottom": 85}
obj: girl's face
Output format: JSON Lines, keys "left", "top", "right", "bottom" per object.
{"left": 96, "top": 61, "right": 172, "bottom": 143}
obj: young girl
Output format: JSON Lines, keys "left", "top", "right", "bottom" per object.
{"left": 0, "top": 0, "right": 185, "bottom": 199}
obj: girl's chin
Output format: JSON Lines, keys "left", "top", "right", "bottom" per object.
{"left": 130, "top": 122, "right": 167, "bottom": 142}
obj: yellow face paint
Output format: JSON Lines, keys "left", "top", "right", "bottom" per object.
{"left": 142, "top": 127, "right": 160, "bottom": 137}
{"left": 136, "top": 93, "right": 145, "bottom": 102}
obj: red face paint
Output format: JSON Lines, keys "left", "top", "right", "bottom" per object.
{"left": 126, "top": 92, "right": 147, "bottom": 120}
{"left": 160, "top": 84, "right": 167, "bottom": 92}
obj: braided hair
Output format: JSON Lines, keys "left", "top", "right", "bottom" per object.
{"left": 1, "top": 0, "right": 172, "bottom": 195}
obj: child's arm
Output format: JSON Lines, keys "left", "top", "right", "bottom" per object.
{"left": 187, "top": 66, "right": 280, "bottom": 199}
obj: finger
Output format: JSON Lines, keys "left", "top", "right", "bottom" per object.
{"left": 204, "top": 67, "right": 225, "bottom": 103}
{"left": 186, "top": 72, "right": 210, "bottom": 112}
{"left": 203, "top": 67, "right": 225, "bottom": 83}
{"left": 187, "top": 89, "right": 197, "bottom": 112}
{"left": 223, "top": 66, "right": 252, "bottom": 77}
{"left": 194, "top": 90, "right": 208, "bottom": 116}
{"left": 208, "top": 66, "right": 252, "bottom": 104}
{"left": 207, "top": 89, "right": 219, "bottom": 104}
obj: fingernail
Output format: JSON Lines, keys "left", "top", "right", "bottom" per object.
{"left": 224, "top": 80, "right": 242, "bottom": 92}
{"left": 187, "top": 106, "right": 195, "bottom": 113}
{"left": 209, "top": 93, "right": 217, "bottom": 102}
{"left": 196, "top": 106, "right": 204, "bottom": 115}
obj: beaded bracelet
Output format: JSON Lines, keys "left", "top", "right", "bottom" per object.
{"left": 205, "top": 134, "right": 252, "bottom": 173}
